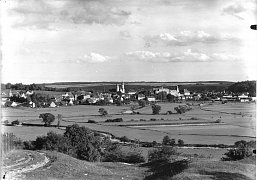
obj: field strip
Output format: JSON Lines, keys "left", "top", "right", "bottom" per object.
{"left": 4, "top": 155, "right": 31, "bottom": 169}
{"left": 126, "top": 122, "right": 225, "bottom": 127}
{"left": 200, "top": 107, "right": 253, "bottom": 117}
{"left": 3, "top": 152, "right": 49, "bottom": 180}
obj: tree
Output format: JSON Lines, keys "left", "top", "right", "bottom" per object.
{"left": 138, "top": 99, "right": 146, "bottom": 107}
{"left": 39, "top": 113, "right": 55, "bottom": 126}
{"left": 178, "top": 139, "right": 184, "bottom": 146}
{"left": 162, "top": 135, "right": 171, "bottom": 146}
{"left": 152, "top": 104, "right": 161, "bottom": 115}
{"left": 167, "top": 94, "right": 175, "bottom": 102}
{"left": 57, "top": 114, "right": 62, "bottom": 128}
{"left": 148, "top": 146, "right": 177, "bottom": 162}
{"left": 222, "top": 140, "right": 255, "bottom": 161}
{"left": 157, "top": 92, "right": 167, "bottom": 101}
{"left": 228, "top": 81, "right": 256, "bottom": 97}
{"left": 98, "top": 108, "right": 108, "bottom": 116}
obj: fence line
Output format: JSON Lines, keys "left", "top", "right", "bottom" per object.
{"left": 1, "top": 132, "right": 20, "bottom": 156}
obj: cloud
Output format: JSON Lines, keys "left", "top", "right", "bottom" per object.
{"left": 74, "top": 53, "right": 110, "bottom": 63}
{"left": 222, "top": 3, "right": 246, "bottom": 20}
{"left": 221, "top": 0, "right": 256, "bottom": 20}
{"left": 143, "top": 31, "right": 238, "bottom": 47}
{"left": 10, "top": 0, "right": 131, "bottom": 29}
{"left": 125, "top": 49, "right": 240, "bottom": 63}
{"left": 120, "top": 30, "right": 131, "bottom": 39}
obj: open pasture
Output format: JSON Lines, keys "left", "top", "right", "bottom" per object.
{"left": 1, "top": 102, "right": 256, "bottom": 145}
{"left": 2, "top": 126, "right": 64, "bottom": 141}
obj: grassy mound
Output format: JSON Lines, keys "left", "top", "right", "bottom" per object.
{"left": 23, "top": 151, "right": 147, "bottom": 180}
{"left": 172, "top": 158, "right": 256, "bottom": 180}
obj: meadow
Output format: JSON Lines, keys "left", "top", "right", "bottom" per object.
{"left": 1, "top": 102, "right": 256, "bottom": 145}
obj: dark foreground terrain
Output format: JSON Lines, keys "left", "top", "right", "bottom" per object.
{"left": 2, "top": 150, "right": 255, "bottom": 180}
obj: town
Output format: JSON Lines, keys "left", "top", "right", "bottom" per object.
{"left": 1, "top": 81, "right": 255, "bottom": 109}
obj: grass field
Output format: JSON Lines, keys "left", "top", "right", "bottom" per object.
{"left": 1, "top": 102, "right": 256, "bottom": 145}
{"left": 3, "top": 150, "right": 255, "bottom": 180}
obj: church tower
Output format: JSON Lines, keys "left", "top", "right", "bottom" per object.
{"left": 116, "top": 84, "right": 120, "bottom": 92}
{"left": 121, "top": 82, "right": 125, "bottom": 93}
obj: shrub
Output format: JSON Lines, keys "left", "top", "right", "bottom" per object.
{"left": 152, "top": 104, "right": 161, "bottom": 115}
{"left": 166, "top": 111, "right": 173, "bottom": 115}
{"left": 125, "top": 152, "right": 145, "bottom": 163}
{"left": 23, "top": 140, "right": 35, "bottom": 150}
{"left": 174, "top": 105, "right": 192, "bottom": 114}
{"left": 88, "top": 120, "right": 97, "bottom": 123}
{"left": 3, "top": 120, "right": 9, "bottom": 125}
{"left": 104, "top": 149, "right": 145, "bottom": 164}
{"left": 148, "top": 146, "right": 177, "bottom": 162}
{"left": 105, "top": 118, "right": 123, "bottom": 122}
{"left": 162, "top": 136, "right": 176, "bottom": 146}
{"left": 11, "top": 120, "right": 20, "bottom": 126}
{"left": 150, "top": 118, "right": 156, "bottom": 121}
{"left": 222, "top": 140, "right": 255, "bottom": 161}
{"left": 138, "top": 99, "right": 146, "bottom": 107}
{"left": 215, "top": 119, "right": 221, "bottom": 123}
{"left": 119, "top": 136, "right": 130, "bottom": 142}
{"left": 98, "top": 108, "right": 108, "bottom": 116}
{"left": 178, "top": 139, "right": 184, "bottom": 146}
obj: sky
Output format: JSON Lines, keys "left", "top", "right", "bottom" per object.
{"left": 1, "top": 0, "right": 257, "bottom": 84}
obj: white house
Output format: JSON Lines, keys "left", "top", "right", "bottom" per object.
{"left": 138, "top": 94, "right": 145, "bottom": 100}
{"left": 146, "top": 96, "right": 156, "bottom": 102}
{"left": 49, "top": 102, "right": 57, "bottom": 108}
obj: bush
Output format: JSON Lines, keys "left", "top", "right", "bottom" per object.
{"left": 178, "top": 139, "right": 184, "bottom": 146}
{"left": 162, "top": 136, "right": 176, "bottom": 146}
{"left": 148, "top": 146, "right": 177, "bottom": 162}
{"left": 104, "top": 149, "right": 145, "bottom": 164}
{"left": 23, "top": 140, "right": 35, "bottom": 150}
{"left": 138, "top": 99, "right": 146, "bottom": 107}
{"left": 105, "top": 118, "right": 123, "bottom": 122}
{"left": 88, "top": 120, "right": 97, "bottom": 123}
{"left": 152, "top": 104, "right": 161, "bottom": 115}
{"left": 174, "top": 105, "right": 192, "bottom": 114}
{"left": 3, "top": 120, "right": 9, "bottom": 125}
{"left": 11, "top": 120, "right": 20, "bottom": 126}
{"left": 166, "top": 111, "right": 173, "bottom": 115}
{"left": 98, "top": 108, "right": 108, "bottom": 116}
{"left": 215, "top": 119, "right": 221, "bottom": 123}
{"left": 222, "top": 140, "right": 255, "bottom": 161}
{"left": 119, "top": 136, "right": 130, "bottom": 142}
{"left": 150, "top": 118, "right": 156, "bottom": 121}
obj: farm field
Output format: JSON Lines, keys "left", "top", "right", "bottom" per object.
{"left": 2, "top": 126, "right": 64, "bottom": 141}
{"left": 1, "top": 102, "right": 256, "bottom": 145}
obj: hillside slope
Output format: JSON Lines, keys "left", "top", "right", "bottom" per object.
{"left": 3, "top": 150, "right": 255, "bottom": 180}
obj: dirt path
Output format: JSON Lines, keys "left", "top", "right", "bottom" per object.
{"left": 2, "top": 152, "right": 49, "bottom": 180}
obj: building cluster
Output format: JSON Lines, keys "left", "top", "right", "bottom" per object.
{"left": 1, "top": 82, "right": 255, "bottom": 108}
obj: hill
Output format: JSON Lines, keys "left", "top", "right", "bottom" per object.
{"left": 3, "top": 150, "right": 255, "bottom": 180}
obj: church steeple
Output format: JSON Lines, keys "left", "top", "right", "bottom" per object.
{"left": 121, "top": 82, "right": 125, "bottom": 93}
{"left": 116, "top": 84, "right": 120, "bottom": 92}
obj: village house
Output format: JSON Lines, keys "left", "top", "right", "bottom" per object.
{"left": 238, "top": 94, "right": 251, "bottom": 102}
{"left": 137, "top": 94, "right": 146, "bottom": 100}
{"left": 49, "top": 101, "right": 57, "bottom": 108}
{"left": 146, "top": 96, "right": 156, "bottom": 102}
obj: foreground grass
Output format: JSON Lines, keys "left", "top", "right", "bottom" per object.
{"left": 18, "top": 150, "right": 255, "bottom": 180}
{"left": 172, "top": 156, "right": 256, "bottom": 180}
{"left": 23, "top": 151, "right": 147, "bottom": 180}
